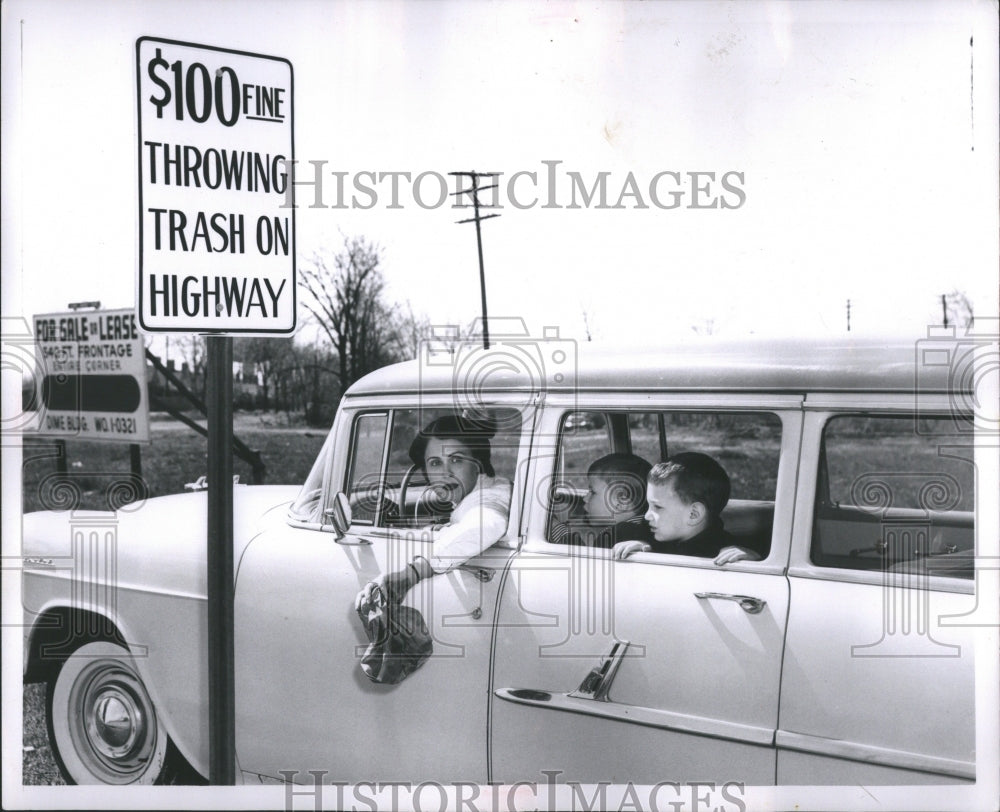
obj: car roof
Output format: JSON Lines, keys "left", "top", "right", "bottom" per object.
{"left": 344, "top": 336, "right": 966, "bottom": 397}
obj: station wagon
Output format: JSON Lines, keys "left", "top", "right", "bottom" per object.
{"left": 21, "top": 335, "right": 980, "bottom": 787}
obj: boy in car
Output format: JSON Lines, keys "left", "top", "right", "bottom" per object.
{"left": 550, "top": 453, "right": 654, "bottom": 548}
{"left": 613, "top": 452, "right": 760, "bottom": 565}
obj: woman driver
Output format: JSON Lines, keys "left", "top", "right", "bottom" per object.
{"left": 355, "top": 414, "right": 513, "bottom": 607}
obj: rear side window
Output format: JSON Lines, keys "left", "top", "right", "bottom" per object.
{"left": 550, "top": 410, "right": 782, "bottom": 557}
{"left": 812, "top": 414, "right": 975, "bottom": 578}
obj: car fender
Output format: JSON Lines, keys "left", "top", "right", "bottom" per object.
{"left": 22, "top": 485, "right": 299, "bottom": 779}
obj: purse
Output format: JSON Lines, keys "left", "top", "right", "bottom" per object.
{"left": 355, "top": 585, "right": 433, "bottom": 685}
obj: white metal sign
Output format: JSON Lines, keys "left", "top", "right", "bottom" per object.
{"left": 32, "top": 309, "right": 150, "bottom": 443}
{"left": 136, "top": 38, "right": 295, "bottom": 333}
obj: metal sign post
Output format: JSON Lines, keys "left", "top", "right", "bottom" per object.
{"left": 206, "top": 335, "right": 235, "bottom": 784}
{"left": 135, "top": 37, "right": 295, "bottom": 785}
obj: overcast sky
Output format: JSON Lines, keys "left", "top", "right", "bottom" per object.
{"left": 2, "top": 0, "right": 997, "bottom": 349}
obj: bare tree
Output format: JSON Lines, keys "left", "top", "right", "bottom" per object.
{"left": 298, "top": 235, "right": 410, "bottom": 398}
{"left": 944, "top": 290, "right": 974, "bottom": 329}
{"left": 176, "top": 334, "right": 208, "bottom": 398}
{"left": 232, "top": 336, "right": 300, "bottom": 409}
{"left": 392, "top": 300, "right": 434, "bottom": 360}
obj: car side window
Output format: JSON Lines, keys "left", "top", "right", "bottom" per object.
{"left": 346, "top": 407, "right": 523, "bottom": 529}
{"left": 556, "top": 412, "right": 613, "bottom": 497}
{"left": 811, "top": 414, "right": 975, "bottom": 578}
{"left": 548, "top": 410, "right": 782, "bottom": 558}
{"left": 344, "top": 412, "right": 390, "bottom": 525}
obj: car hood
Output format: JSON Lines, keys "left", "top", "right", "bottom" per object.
{"left": 22, "top": 485, "right": 300, "bottom": 600}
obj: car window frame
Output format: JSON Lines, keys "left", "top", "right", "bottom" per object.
{"left": 521, "top": 393, "right": 803, "bottom": 576}
{"left": 320, "top": 396, "right": 537, "bottom": 546}
{"left": 788, "top": 394, "right": 975, "bottom": 594}
{"left": 341, "top": 409, "right": 392, "bottom": 527}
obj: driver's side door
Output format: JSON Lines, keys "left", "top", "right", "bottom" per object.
{"left": 234, "top": 404, "right": 526, "bottom": 783}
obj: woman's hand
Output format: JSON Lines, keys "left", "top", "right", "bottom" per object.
{"left": 355, "top": 568, "right": 414, "bottom": 610}
{"left": 355, "top": 557, "right": 433, "bottom": 610}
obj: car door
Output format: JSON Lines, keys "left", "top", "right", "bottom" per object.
{"left": 777, "top": 399, "right": 978, "bottom": 784}
{"left": 489, "top": 397, "right": 801, "bottom": 785}
{"left": 233, "top": 401, "right": 531, "bottom": 783}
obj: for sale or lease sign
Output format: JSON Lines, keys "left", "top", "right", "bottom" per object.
{"left": 136, "top": 38, "right": 295, "bottom": 333}
{"left": 32, "top": 309, "right": 150, "bottom": 443}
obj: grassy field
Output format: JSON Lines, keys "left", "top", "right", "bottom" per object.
{"left": 22, "top": 412, "right": 328, "bottom": 514}
{"left": 825, "top": 430, "right": 975, "bottom": 512}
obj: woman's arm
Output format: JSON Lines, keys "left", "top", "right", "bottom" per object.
{"left": 355, "top": 477, "right": 512, "bottom": 607}
{"left": 425, "top": 499, "right": 510, "bottom": 572}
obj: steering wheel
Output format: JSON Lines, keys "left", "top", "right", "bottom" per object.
{"left": 398, "top": 464, "right": 454, "bottom": 522}
{"left": 398, "top": 464, "right": 421, "bottom": 520}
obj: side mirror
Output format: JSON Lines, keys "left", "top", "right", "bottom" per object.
{"left": 323, "top": 492, "right": 352, "bottom": 538}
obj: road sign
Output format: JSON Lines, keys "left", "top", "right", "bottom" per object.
{"left": 32, "top": 309, "right": 150, "bottom": 443}
{"left": 136, "top": 38, "right": 295, "bottom": 333}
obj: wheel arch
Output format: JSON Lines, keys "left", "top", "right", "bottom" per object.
{"left": 24, "top": 605, "right": 126, "bottom": 684}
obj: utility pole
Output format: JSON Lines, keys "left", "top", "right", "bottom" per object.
{"left": 846, "top": 299, "right": 851, "bottom": 332}
{"left": 941, "top": 293, "right": 949, "bottom": 327}
{"left": 450, "top": 171, "right": 500, "bottom": 350}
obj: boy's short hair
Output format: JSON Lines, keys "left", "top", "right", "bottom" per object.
{"left": 587, "top": 453, "right": 652, "bottom": 513}
{"left": 649, "top": 452, "right": 730, "bottom": 517}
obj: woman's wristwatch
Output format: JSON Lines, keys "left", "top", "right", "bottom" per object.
{"left": 408, "top": 556, "right": 432, "bottom": 584}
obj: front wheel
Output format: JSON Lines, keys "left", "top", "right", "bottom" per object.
{"left": 46, "top": 641, "right": 170, "bottom": 784}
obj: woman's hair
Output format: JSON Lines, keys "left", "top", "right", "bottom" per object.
{"left": 408, "top": 414, "right": 496, "bottom": 477}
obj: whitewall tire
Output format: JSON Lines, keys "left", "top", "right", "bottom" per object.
{"left": 47, "top": 641, "right": 169, "bottom": 784}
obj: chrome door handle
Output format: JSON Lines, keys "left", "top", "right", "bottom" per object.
{"left": 457, "top": 564, "right": 494, "bottom": 582}
{"left": 695, "top": 592, "right": 766, "bottom": 614}
{"left": 334, "top": 534, "right": 371, "bottom": 546}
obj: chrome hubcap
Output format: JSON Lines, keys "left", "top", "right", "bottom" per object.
{"left": 70, "top": 661, "right": 157, "bottom": 781}
{"left": 88, "top": 688, "right": 142, "bottom": 757}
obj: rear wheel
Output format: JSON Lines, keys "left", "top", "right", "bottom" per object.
{"left": 46, "top": 641, "right": 170, "bottom": 784}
